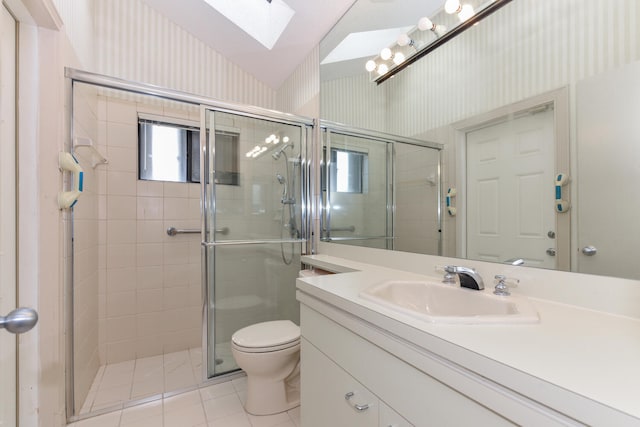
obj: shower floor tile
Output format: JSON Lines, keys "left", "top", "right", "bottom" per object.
{"left": 69, "top": 380, "right": 301, "bottom": 427}
{"left": 80, "top": 348, "right": 204, "bottom": 415}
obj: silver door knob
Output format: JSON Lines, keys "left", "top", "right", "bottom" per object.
{"left": 582, "top": 246, "right": 597, "bottom": 256}
{"left": 0, "top": 307, "right": 38, "bottom": 334}
{"left": 546, "top": 248, "right": 556, "bottom": 256}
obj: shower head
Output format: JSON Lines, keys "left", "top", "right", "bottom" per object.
{"left": 271, "top": 143, "right": 291, "bottom": 160}
{"left": 276, "top": 173, "right": 286, "bottom": 184}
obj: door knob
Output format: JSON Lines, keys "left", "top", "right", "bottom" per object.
{"left": 546, "top": 248, "right": 556, "bottom": 256}
{"left": 0, "top": 307, "right": 38, "bottom": 334}
{"left": 582, "top": 246, "right": 597, "bottom": 256}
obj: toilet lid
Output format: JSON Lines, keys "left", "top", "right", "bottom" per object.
{"left": 232, "top": 320, "right": 300, "bottom": 349}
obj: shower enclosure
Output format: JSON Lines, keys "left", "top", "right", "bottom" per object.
{"left": 320, "top": 122, "right": 443, "bottom": 254}
{"left": 65, "top": 69, "right": 311, "bottom": 422}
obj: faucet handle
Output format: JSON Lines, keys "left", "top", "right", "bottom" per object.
{"left": 493, "top": 275, "right": 519, "bottom": 296}
{"left": 435, "top": 265, "right": 456, "bottom": 285}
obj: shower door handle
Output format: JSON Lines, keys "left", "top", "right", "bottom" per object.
{"left": 0, "top": 307, "right": 38, "bottom": 334}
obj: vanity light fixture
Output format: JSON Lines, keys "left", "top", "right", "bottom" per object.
{"left": 444, "top": 0, "right": 475, "bottom": 21}
{"left": 444, "top": 0, "right": 462, "bottom": 14}
{"left": 392, "top": 52, "right": 406, "bottom": 65}
{"left": 365, "top": 60, "right": 377, "bottom": 72}
{"left": 368, "top": 0, "right": 513, "bottom": 84}
{"left": 397, "top": 33, "right": 418, "bottom": 50}
{"left": 417, "top": 17, "right": 446, "bottom": 36}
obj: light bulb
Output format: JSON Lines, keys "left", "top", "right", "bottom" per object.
{"left": 393, "top": 52, "right": 406, "bottom": 65}
{"left": 397, "top": 33, "right": 411, "bottom": 47}
{"left": 434, "top": 24, "right": 447, "bottom": 37}
{"left": 418, "top": 17, "right": 434, "bottom": 31}
{"left": 444, "top": 0, "right": 461, "bottom": 14}
{"left": 458, "top": 4, "right": 475, "bottom": 21}
{"left": 365, "top": 59, "right": 377, "bottom": 72}
{"left": 377, "top": 63, "right": 389, "bottom": 75}
{"left": 380, "top": 48, "right": 392, "bottom": 61}
{"left": 283, "top": 136, "right": 290, "bottom": 143}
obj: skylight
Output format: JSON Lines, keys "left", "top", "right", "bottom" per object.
{"left": 321, "top": 26, "right": 413, "bottom": 65}
{"left": 203, "top": 0, "right": 295, "bottom": 50}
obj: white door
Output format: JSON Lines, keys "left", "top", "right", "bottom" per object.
{"left": 576, "top": 62, "right": 640, "bottom": 279}
{"left": 466, "top": 108, "right": 556, "bottom": 268}
{"left": 0, "top": 4, "right": 17, "bottom": 426}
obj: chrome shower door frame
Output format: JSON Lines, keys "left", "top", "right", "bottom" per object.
{"left": 200, "top": 105, "right": 312, "bottom": 379}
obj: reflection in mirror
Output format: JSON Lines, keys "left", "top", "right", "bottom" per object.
{"left": 320, "top": 0, "right": 640, "bottom": 280}
{"left": 321, "top": 123, "right": 443, "bottom": 255}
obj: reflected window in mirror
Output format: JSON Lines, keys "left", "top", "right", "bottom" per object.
{"left": 325, "top": 147, "right": 369, "bottom": 194}
{"left": 138, "top": 117, "right": 239, "bottom": 185}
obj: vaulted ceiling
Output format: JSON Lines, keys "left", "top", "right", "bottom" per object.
{"left": 141, "top": 0, "right": 357, "bottom": 89}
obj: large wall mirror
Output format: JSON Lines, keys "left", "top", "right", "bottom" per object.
{"left": 320, "top": 0, "right": 640, "bottom": 281}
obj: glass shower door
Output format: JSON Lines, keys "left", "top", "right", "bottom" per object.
{"left": 202, "top": 109, "right": 308, "bottom": 377}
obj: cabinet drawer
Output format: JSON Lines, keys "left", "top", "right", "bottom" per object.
{"left": 301, "top": 338, "right": 378, "bottom": 427}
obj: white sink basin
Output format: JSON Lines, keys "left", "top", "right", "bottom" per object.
{"left": 360, "top": 280, "right": 539, "bottom": 324}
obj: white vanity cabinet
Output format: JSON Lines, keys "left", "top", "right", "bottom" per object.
{"left": 300, "top": 303, "right": 517, "bottom": 427}
{"left": 302, "top": 338, "right": 381, "bottom": 426}
{"left": 302, "top": 337, "right": 414, "bottom": 426}
{"left": 379, "top": 401, "right": 412, "bottom": 427}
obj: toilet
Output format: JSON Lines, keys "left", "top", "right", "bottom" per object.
{"left": 231, "top": 320, "right": 301, "bottom": 415}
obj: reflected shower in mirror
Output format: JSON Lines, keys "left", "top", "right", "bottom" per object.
{"left": 321, "top": 122, "right": 443, "bottom": 255}
{"left": 319, "top": 0, "right": 640, "bottom": 280}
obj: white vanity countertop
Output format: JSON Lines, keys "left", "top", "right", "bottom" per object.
{"left": 297, "top": 254, "right": 640, "bottom": 424}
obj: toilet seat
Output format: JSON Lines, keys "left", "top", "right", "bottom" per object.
{"left": 232, "top": 320, "right": 300, "bottom": 353}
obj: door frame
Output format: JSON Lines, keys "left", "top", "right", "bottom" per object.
{"left": 450, "top": 87, "right": 570, "bottom": 271}
{"left": 0, "top": 3, "right": 17, "bottom": 425}
{"left": 3, "top": 0, "right": 64, "bottom": 425}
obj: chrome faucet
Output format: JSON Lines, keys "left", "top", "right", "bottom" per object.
{"left": 444, "top": 266, "right": 485, "bottom": 290}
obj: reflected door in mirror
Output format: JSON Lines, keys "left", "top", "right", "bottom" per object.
{"left": 466, "top": 108, "right": 555, "bottom": 268}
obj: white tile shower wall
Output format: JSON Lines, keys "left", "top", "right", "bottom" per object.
{"left": 98, "top": 95, "right": 202, "bottom": 364}
{"left": 72, "top": 83, "right": 102, "bottom": 411}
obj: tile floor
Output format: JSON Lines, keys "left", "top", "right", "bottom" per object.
{"left": 68, "top": 377, "right": 301, "bottom": 427}
{"left": 80, "top": 346, "right": 237, "bottom": 414}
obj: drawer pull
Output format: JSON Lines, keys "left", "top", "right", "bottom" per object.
{"left": 344, "top": 391, "right": 370, "bottom": 412}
